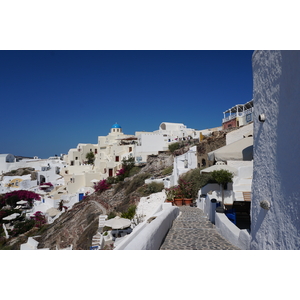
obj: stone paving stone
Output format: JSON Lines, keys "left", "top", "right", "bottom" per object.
{"left": 160, "top": 206, "right": 240, "bottom": 250}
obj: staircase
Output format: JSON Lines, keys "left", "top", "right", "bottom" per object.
{"left": 243, "top": 192, "right": 251, "bottom": 202}
{"left": 90, "top": 232, "right": 102, "bottom": 250}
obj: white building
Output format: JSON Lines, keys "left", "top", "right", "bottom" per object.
{"left": 134, "top": 122, "right": 200, "bottom": 163}
{"left": 62, "top": 123, "right": 135, "bottom": 194}
{"left": 251, "top": 50, "right": 300, "bottom": 250}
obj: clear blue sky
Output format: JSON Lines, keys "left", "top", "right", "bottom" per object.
{"left": 0, "top": 50, "right": 254, "bottom": 158}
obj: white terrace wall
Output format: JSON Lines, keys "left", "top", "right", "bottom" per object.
{"left": 251, "top": 50, "right": 300, "bottom": 250}
{"left": 226, "top": 123, "right": 253, "bottom": 145}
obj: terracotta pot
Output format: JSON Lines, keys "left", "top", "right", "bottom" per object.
{"left": 183, "top": 198, "right": 193, "bottom": 206}
{"left": 165, "top": 199, "right": 174, "bottom": 205}
{"left": 174, "top": 198, "right": 183, "bottom": 206}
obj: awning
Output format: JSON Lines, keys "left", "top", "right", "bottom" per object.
{"left": 208, "top": 137, "right": 253, "bottom": 162}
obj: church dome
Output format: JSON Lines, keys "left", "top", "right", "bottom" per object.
{"left": 112, "top": 123, "right": 122, "bottom": 129}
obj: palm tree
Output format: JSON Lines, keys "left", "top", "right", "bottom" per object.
{"left": 211, "top": 169, "right": 234, "bottom": 211}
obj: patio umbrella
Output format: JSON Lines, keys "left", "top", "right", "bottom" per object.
{"left": 200, "top": 164, "right": 238, "bottom": 175}
{"left": 17, "top": 200, "right": 28, "bottom": 205}
{"left": 208, "top": 137, "right": 253, "bottom": 162}
{"left": 3, "top": 213, "right": 20, "bottom": 221}
{"left": 105, "top": 216, "right": 131, "bottom": 229}
{"left": 46, "top": 208, "right": 61, "bottom": 217}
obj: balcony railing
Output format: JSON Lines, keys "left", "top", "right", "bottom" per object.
{"left": 222, "top": 108, "right": 253, "bottom": 124}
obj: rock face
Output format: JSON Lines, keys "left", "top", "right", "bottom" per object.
{"left": 140, "top": 153, "right": 173, "bottom": 177}
{"left": 197, "top": 131, "right": 227, "bottom": 167}
{"left": 37, "top": 200, "right": 103, "bottom": 250}
{"left": 36, "top": 153, "right": 174, "bottom": 250}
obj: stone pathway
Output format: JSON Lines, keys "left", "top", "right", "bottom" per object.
{"left": 160, "top": 206, "right": 240, "bottom": 250}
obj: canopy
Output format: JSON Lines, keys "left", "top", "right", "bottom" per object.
{"left": 46, "top": 208, "right": 61, "bottom": 217}
{"left": 3, "top": 213, "right": 20, "bottom": 221}
{"left": 200, "top": 164, "right": 238, "bottom": 175}
{"left": 17, "top": 200, "right": 28, "bottom": 205}
{"left": 105, "top": 216, "right": 131, "bottom": 229}
{"left": 208, "top": 137, "right": 253, "bottom": 162}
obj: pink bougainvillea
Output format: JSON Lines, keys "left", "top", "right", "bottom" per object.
{"left": 94, "top": 179, "right": 110, "bottom": 193}
{"left": 4, "top": 190, "right": 41, "bottom": 201}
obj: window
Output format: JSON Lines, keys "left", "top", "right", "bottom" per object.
{"left": 95, "top": 149, "right": 97, "bottom": 154}
{"left": 115, "top": 156, "right": 119, "bottom": 162}
{"left": 129, "top": 147, "right": 132, "bottom": 152}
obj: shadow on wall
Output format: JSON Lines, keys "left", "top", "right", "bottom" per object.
{"left": 250, "top": 208, "right": 269, "bottom": 245}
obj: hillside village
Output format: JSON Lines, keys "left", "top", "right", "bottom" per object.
{"left": 1, "top": 51, "right": 300, "bottom": 250}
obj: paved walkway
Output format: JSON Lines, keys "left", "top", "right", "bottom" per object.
{"left": 160, "top": 206, "right": 240, "bottom": 250}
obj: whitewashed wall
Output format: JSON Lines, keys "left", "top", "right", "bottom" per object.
{"left": 251, "top": 50, "right": 300, "bottom": 250}
{"left": 226, "top": 123, "right": 253, "bottom": 145}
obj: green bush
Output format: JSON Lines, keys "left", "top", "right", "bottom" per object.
{"left": 137, "top": 182, "right": 164, "bottom": 196}
{"left": 128, "top": 166, "right": 141, "bottom": 177}
{"left": 162, "top": 166, "right": 173, "bottom": 176}
{"left": 121, "top": 205, "right": 136, "bottom": 220}
{"left": 180, "top": 168, "right": 215, "bottom": 199}
{"left": 107, "top": 212, "right": 117, "bottom": 219}
{"left": 125, "top": 173, "right": 150, "bottom": 195}
{"left": 168, "top": 142, "right": 180, "bottom": 153}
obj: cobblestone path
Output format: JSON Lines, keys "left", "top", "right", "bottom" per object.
{"left": 160, "top": 206, "right": 240, "bottom": 250}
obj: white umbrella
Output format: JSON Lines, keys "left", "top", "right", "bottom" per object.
{"left": 40, "top": 185, "right": 50, "bottom": 188}
{"left": 200, "top": 164, "right": 238, "bottom": 175}
{"left": 105, "top": 216, "right": 131, "bottom": 229}
{"left": 17, "top": 200, "right": 28, "bottom": 205}
{"left": 3, "top": 213, "right": 20, "bottom": 221}
{"left": 46, "top": 208, "right": 60, "bottom": 217}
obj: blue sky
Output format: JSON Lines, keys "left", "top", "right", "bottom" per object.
{"left": 0, "top": 50, "right": 254, "bottom": 158}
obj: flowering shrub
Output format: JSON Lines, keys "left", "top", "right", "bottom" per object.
{"left": 4, "top": 190, "right": 41, "bottom": 207}
{"left": 116, "top": 168, "right": 125, "bottom": 177}
{"left": 94, "top": 179, "right": 110, "bottom": 193}
{"left": 30, "top": 211, "right": 47, "bottom": 228}
{"left": 178, "top": 178, "right": 193, "bottom": 198}
{"left": 165, "top": 187, "right": 176, "bottom": 201}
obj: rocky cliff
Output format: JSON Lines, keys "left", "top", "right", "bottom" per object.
{"left": 35, "top": 153, "right": 174, "bottom": 250}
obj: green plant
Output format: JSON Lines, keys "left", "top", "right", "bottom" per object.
{"left": 165, "top": 187, "right": 176, "bottom": 201}
{"left": 210, "top": 169, "right": 234, "bottom": 209}
{"left": 168, "top": 142, "right": 180, "bottom": 153}
{"left": 178, "top": 178, "right": 193, "bottom": 198}
{"left": 121, "top": 205, "right": 136, "bottom": 220}
{"left": 180, "top": 168, "right": 215, "bottom": 199}
{"left": 162, "top": 166, "right": 173, "bottom": 176}
{"left": 125, "top": 173, "right": 150, "bottom": 195}
{"left": 137, "top": 182, "right": 164, "bottom": 196}
{"left": 86, "top": 151, "right": 95, "bottom": 164}
{"left": 107, "top": 212, "right": 117, "bottom": 219}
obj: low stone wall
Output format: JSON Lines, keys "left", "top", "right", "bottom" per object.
{"left": 114, "top": 203, "right": 179, "bottom": 250}
{"left": 215, "top": 212, "right": 250, "bottom": 250}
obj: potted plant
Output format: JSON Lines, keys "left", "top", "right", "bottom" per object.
{"left": 173, "top": 185, "right": 183, "bottom": 206}
{"left": 178, "top": 178, "right": 193, "bottom": 206}
{"left": 165, "top": 187, "right": 175, "bottom": 204}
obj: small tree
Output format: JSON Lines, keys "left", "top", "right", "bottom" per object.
{"left": 86, "top": 151, "right": 95, "bottom": 165}
{"left": 210, "top": 169, "right": 234, "bottom": 210}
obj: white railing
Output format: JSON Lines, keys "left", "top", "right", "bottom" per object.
{"left": 222, "top": 107, "right": 254, "bottom": 124}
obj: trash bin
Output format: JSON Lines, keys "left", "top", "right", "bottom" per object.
{"left": 210, "top": 198, "right": 217, "bottom": 224}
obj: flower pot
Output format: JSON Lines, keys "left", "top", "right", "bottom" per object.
{"left": 183, "top": 198, "right": 193, "bottom": 206}
{"left": 165, "top": 199, "right": 174, "bottom": 205}
{"left": 174, "top": 198, "right": 183, "bottom": 206}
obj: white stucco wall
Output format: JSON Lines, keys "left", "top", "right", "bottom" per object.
{"left": 226, "top": 123, "right": 253, "bottom": 145}
{"left": 251, "top": 50, "right": 300, "bottom": 250}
